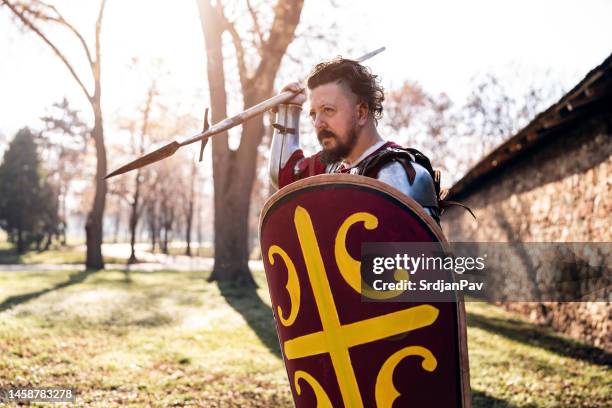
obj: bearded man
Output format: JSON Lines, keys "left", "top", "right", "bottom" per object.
{"left": 269, "top": 58, "right": 441, "bottom": 222}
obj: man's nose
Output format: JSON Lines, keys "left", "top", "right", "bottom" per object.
{"left": 314, "top": 113, "right": 326, "bottom": 131}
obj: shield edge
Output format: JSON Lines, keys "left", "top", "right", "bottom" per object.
{"left": 259, "top": 173, "right": 472, "bottom": 408}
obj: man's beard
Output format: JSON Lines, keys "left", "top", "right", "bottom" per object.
{"left": 318, "top": 127, "right": 359, "bottom": 165}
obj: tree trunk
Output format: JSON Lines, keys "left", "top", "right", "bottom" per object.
{"left": 210, "top": 173, "right": 255, "bottom": 285}
{"left": 185, "top": 163, "right": 196, "bottom": 257}
{"left": 185, "top": 203, "right": 193, "bottom": 257}
{"left": 44, "top": 232, "right": 53, "bottom": 251}
{"left": 155, "top": 215, "right": 161, "bottom": 253}
{"left": 162, "top": 224, "right": 169, "bottom": 255}
{"left": 16, "top": 229, "right": 25, "bottom": 254}
{"left": 149, "top": 207, "right": 157, "bottom": 252}
{"left": 128, "top": 171, "right": 141, "bottom": 264}
{"left": 197, "top": 0, "right": 303, "bottom": 286}
{"left": 61, "top": 185, "right": 68, "bottom": 245}
{"left": 210, "top": 112, "right": 265, "bottom": 285}
{"left": 198, "top": 0, "right": 254, "bottom": 286}
{"left": 113, "top": 209, "right": 120, "bottom": 243}
{"left": 196, "top": 192, "right": 203, "bottom": 257}
{"left": 85, "top": 103, "right": 107, "bottom": 270}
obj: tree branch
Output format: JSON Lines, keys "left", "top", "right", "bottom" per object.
{"left": 94, "top": 0, "right": 107, "bottom": 77}
{"left": 216, "top": 5, "right": 249, "bottom": 90}
{"left": 246, "top": 0, "right": 264, "bottom": 49}
{"left": 283, "top": 50, "right": 302, "bottom": 65}
{"left": 1, "top": 0, "right": 92, "bottom": 101}
{"left": 253, "top": 0, "right": 304, "bottom": 93}
{"left": 25, "top": 0, "right": 95, "bottom": 69}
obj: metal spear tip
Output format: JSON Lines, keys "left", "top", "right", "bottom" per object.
{"left": 104, "top": 141, "right": 181, "bottom": 179}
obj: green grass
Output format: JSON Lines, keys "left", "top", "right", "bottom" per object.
{"left": 0, "top": 267, "right": 609, "bottom": 407}
{"left": 0, "top": 242, "right": 127, "bottom": 265}
{"left": 148, "top": 244, "right": 214, "bottom": 258}
{"left": 467, "top": 303, "right": 610, "bottom": 407}
{"left": 147, "top": 243, "right": 263, "bottom": 260}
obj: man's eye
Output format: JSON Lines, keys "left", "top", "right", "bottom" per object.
{"left": 324, "top": 107, "right": 334, "bottom": 114}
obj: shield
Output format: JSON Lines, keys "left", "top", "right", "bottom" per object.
{"left": 260, "top": 174, "right": 470, "bottom": 408}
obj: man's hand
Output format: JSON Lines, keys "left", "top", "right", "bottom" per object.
{"left": 280, "top": 82, "right": 306, "bottom": 106}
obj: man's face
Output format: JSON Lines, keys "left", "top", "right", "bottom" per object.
{"left": 308, "top": 81, "right": 362, "bottom": 164}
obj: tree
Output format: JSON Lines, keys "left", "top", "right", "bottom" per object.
{"left": 120, "top": 82, "right": 157, "bottom": 264}
{"left": 196, "top": 0, "right": 304, "bottom": 286}
{"left": 2, "top": 0, "right": 109, "bottom": 269}
{"left": 108, "top": 69, "right": 199, "bottom": 259}
{"left": 145, "top": 176, "right": 161, "bottom": 252}
{"left": 385, "top": 72, "right": 564, "bottom": 187}
{"left": 39, "top": 97, "right": 89, "bottom": 245}
{"left": 37, "top": 181, "right": 61, "bottom": 250}
{"left": 384, "top": 80, "right": 457, "bottom": 178}
{"left": 182, "top": 161, "right": 197, "bottom": 256}
{"left": 0, "top": 128, "right": 58, "bottom": 252}
{"left": 462, "top": 71, "right": 564, "bottom": 166}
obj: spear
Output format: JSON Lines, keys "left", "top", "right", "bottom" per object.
{"left": 105, "top": 47, "right": 386, "bottom": 179}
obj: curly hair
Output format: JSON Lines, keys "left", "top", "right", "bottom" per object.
{"left": 306, "top": 57, "right": 385, "bottom": 125}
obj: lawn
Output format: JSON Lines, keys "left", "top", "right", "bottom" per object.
{"left": 0, "top": 242, "right": 127, "bottom": 265}
{"left": 146, "top": 243, "right": 215, "bottom": 258}
{"left": 0, "top": 264, "right": 609, "bottom": 407}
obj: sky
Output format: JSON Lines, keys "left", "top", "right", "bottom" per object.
{"left": 1, "top": 0, "right": 611, "bottom": 148}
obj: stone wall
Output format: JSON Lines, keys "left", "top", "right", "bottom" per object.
{"left": 442, "top": 114, "right": 611, "bottom": 350}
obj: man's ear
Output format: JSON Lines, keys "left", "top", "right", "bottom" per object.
{"left": 356, "top": 102, "right": 369, "bottom": 126}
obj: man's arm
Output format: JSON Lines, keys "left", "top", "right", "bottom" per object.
{"left": 377, "top": 161, "right": 441, "bottom": 223}
{"left": 269, "top": 103, "right": 303, "bottom": 189}
{"left": 268, "top": 82, "right": 308, "bottom": 189}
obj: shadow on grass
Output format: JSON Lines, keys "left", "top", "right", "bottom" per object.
{"left": 0, "top": 269, "right": 96, "bottom": 312}
{"left": 472, "top": 390, "right": 520, "bottom": 408}
{"left": 467, "top": 311, "right": 611, "bottom": 367}
{"left": 218, "top": 282, "right": 282, "bottom": 359}
{"left": 0, "top": 246, "right": 22, "bottom": 264}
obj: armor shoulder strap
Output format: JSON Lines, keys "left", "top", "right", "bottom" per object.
{"left": 357, "top": 147, "right": 411, "bottom": 177}
{"left": 357, "top": 144, "right": 476, "bottom": 219}
{"left": 357, "top": 144, "right": 452, "bottom": 207}
{"left": 357, "top": 146, "right": 437, "bottom": 191}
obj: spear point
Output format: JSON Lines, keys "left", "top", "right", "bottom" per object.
{"left": 105, "top": 141, "right": 181, "bottom": 179}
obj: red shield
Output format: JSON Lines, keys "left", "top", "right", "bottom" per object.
{"left": 260, "top": 174, "right": 470, "bottom": 407}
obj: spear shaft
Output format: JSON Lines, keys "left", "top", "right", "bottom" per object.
{"left": 105, "top": 46, "right": 385, "bottom": 179}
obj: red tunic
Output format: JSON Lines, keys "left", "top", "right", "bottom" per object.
{"left": 278, "top": 141, "right": 410, "bottom": 189}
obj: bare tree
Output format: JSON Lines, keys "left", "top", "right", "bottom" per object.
{"left": 145, "top": 177, "right": 161, "bottom": 252}
{"left": 196, "top": 0, "right": 304, "bottom": 285}
{"left": 463, "top": 71, "right": 564, "bottom": 163}
{"left": 110, "top": 100, "right": 199, "bottom": 258}
{"left": 139, "top": 152, "right": 189, "bottom": 256}
{"left": 125, "top": 83, "right": 157, "bottom": 264}
{"left": 385, "top": 72, "right": 564, "bottom": 186}
{"left": 384, "top": 80, "right": 456, "bottom": 174}
{"left": 2, "top": 0, "right": 109, "bottom": 269}
{"left": 158, "top": 170, "right": 176, "bottom": 255}
{"left": 183, "top": 161, "right": 197, "bottom": 256}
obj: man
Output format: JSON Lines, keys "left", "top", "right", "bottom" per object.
{"left": 269, "top": 58, "right": 441, "bottom": 222}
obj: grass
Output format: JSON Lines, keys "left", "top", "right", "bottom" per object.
{"left": 0, "top": 242, "right": 127, "bottom": 265}
{"left": 147, "top": 244, "right": 214, "bottom": 258}
{"left": 0, "top": 261, "right": 609, "bottom": 406}
{"left": 467, "top": 302, "right": 610, "bottom": 407}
